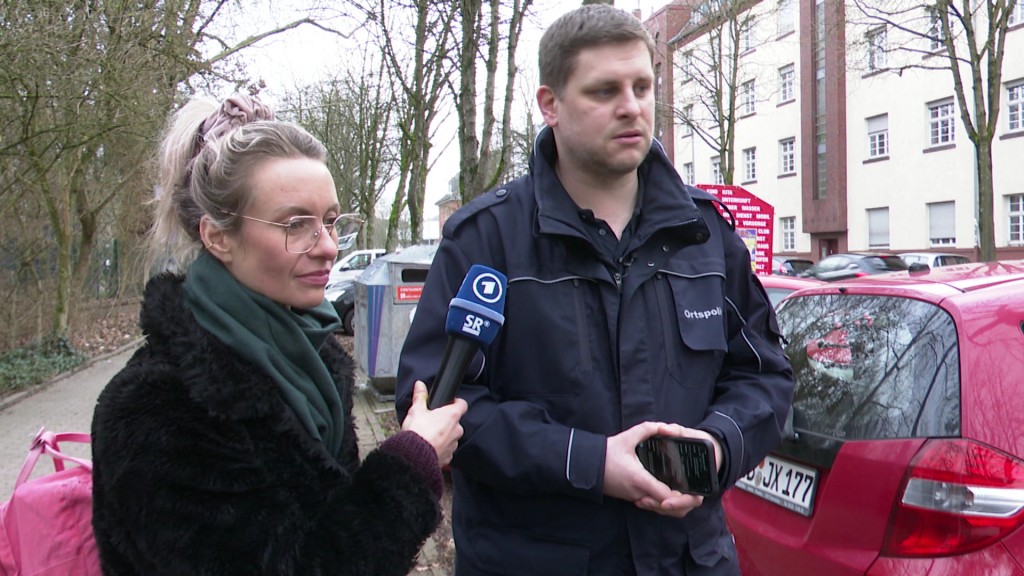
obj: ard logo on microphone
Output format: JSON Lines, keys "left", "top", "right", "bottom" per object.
{"left": 461, "top": 272, "right": 503, "bottom": 337}
{"left": 472, "top": 272, "right": 503, "bottom": 304}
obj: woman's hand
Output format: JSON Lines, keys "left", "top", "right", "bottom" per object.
{"left": 401, "top": 381, "right": 468, "bottom": 466}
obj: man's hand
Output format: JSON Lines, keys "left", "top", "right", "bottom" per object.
{"left": 603, "top": 422, "right": 723, "bottom": 519}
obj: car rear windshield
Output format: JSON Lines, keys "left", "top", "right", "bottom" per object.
{"left": 776, "top": 294, "right": 960, "bottom": 442}
{"left": 868, "top": 256, "right": 909, "bottom": 271}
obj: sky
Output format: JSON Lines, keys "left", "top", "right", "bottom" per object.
{"left": 234, "top": 0, "right": 671, "bottom": 239}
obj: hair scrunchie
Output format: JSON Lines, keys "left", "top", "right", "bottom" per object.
{"left": 194, "top": 94, "right": 276, "bottom": 156}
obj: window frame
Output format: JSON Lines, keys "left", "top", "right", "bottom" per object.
{"left": 867, "top": 114, "right": 889, "bottom": 158}
{"left": 1008, "top": 80, "right": 1024, "bottom": 133}
{"left": 779, "top": 64, "right": 795, "bottom": 103}
{"left": 928, "top": 201, "right": 956, "bottom": 247}
{"left": 781, "top": 216, "right": 796, "bottom": 251}
{"left": 779, "top": 138, "right": 796, "bottom": 175}
{"left": 927, "top": 7, "right": 946, "bottom": 52}
{"left": 867, "top": 26, "right": 887, "bottom": 71}
{"left": 743, "top": 147, "right": 757, "bottom": 182}
{"left": 711, "top": 156, "right": 723, "bottom": 185}
{"left": 741, "top": 80, "right": 756, "bottom": 116}
{"left": 867, "top": 207, "right": 891, "bottom": 249}
{"left": 928, "top": 99, "right": 956, "bottom": 146}
{"left": 1010, "top": 194, "right": 1024, "bottom": 245}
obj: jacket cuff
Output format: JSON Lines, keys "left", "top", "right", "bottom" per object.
{"left": 379, "top": 430, "right": 443, "bottom": 500}
{"left": 699, "top": 411, "right": 745, "bottom": 489}
{"left": 565, "top": 427, "right": 606, "bottom": 501}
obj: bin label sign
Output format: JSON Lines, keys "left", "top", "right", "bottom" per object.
{"left": 472, "top": 273, "right": 503, "bottom": 304}
{"left": 396, "top": 285, "right": 423, "bottom": 302}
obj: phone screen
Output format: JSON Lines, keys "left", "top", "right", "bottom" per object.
{"left": 635, "top": 436, "right": 719, "bottom": 496}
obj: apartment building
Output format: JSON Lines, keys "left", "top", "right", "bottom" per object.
{"left": 649, "top": 0, "right": 1024, "bottom": 261}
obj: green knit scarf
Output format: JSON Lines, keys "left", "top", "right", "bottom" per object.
{"left": 183, "top": 251, "right": 344, "bottom": 457}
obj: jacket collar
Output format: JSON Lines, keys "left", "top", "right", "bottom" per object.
{"left": 529, "top": 126, "right": 709, "bottom": 248}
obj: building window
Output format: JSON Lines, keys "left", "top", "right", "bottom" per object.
{"left": 741, "top": 80, "right": 756, "bottom": 115}
{"left": 867, "top": 27, "right": 887, "bottom": 71}
{"left": 928, "top": 99, "right": 955, "bottom": 146}
{"left": 928, "top": 7, "right": 946, "bottom": 51}
{"left": 779, "top": 65, "right": 795, "bottom": 103}
{"left": 1010, "top": 194, "right": 1024, "bottom": 244}
{"left": 778, "top": 0, "right": 795, "bottom": 35}
{"left": 867, "top": 114, "right": 889, "bottom": 158}
{"left": 711, "top": 156, "right": 723, "bottom": 184}
{"left": 779, "top": 138, "right": 796, "bottom": 175}
{"left": 868, "top": 207, "right": 890, "bottom": 248}
{"left": 928, "top": 201, "right": 956, "bottom": 246}
{"left": 781, "top": 217, "right": 796, "bottom": 251}
{"left": 682, "top": 51, "right": 694, "bottom": 83}
{"left": 740, "top": 19, "right": 754, "bottom": 52}
{"left": 1010, "top": 2, "right": 1024, "bottom": 26}
{"left": 682, "top": 104, "right": 694, "bottom": 136}
{"left": 683, "top": 162, "right": 695, "bottom": 185}
{"left": 1008, "top": 81, "right": 1024, "bottom": 132}
{"left": 743, "top": 147, "right": 757, "bottom": 182}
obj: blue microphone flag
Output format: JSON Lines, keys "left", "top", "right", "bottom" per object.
{"left": 444, "top": 264, "right": 507, "bottom": 346}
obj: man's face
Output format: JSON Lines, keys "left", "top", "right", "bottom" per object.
{"left": 539, "top": 40, "right": 655, "bottom": 180}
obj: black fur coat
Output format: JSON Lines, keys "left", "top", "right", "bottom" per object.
{"left": 91, "top": 274, "right": 440, "bottom": 575}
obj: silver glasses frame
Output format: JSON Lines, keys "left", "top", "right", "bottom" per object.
{"left": 227, "top": 211, "right": 363, "bottom": 254}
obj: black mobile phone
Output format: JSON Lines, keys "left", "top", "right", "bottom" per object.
{"left": 635, "top": 436, "right": 719, "bottom": 497}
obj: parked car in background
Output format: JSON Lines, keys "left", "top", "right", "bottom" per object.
{"left": 325, "top": 279, "right": 355, "bottom": 335}
{"left": 758, "top": 275, "right": 823, "bottom": 308}
{"left": 328, "top": 248, "right": 385, "bottom": 287}
{"left": 772, "top": 256, "right": 814, "bottom": 277}
{"left": 725, "top": 260, "right": 1024, "bottom": 575}
{"left": 802, "top": 252, "right": 908, "bottom": 282}
{"left": 898, "top": 251, "right": 971, "bottom": 269}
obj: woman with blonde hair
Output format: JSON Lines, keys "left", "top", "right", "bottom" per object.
{"left": 91, "top": 94, "right": 466, "bottom": 575}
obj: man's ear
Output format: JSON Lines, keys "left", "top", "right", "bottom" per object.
{"left": 537, "top": 85, "right": 559, "bottom": 127}
{"left": 199, "top": 215, "right": 233, "bottom": 263}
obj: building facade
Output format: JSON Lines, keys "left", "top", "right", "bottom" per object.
{"left": 652, "top": 0, "right": 1024, "bottom": 261}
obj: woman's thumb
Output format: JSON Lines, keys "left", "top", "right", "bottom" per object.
{"left": 412, "top": 380, "right": 429, "bottom": 407}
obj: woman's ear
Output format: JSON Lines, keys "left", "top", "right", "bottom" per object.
{"left": 199, "top": 215, "right": 233, "bottom": 263}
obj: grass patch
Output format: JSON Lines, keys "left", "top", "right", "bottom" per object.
{"left": 0, "top": 335, "right": 87, "bottom": 397}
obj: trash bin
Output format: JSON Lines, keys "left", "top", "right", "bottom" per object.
{"left": 353, "top": 244, "right": 438, "bottom": 398}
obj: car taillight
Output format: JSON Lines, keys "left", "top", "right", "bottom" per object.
{"left": 882, "top": 439, "right": 1024, "bottom": 557}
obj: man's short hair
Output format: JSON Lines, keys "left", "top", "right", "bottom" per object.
{"left": 539, "top": 4, "right": 656, "bottom": 97}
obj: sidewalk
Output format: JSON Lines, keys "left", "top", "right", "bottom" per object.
{"left": 0, "top": 338, "right": 449, "bottom": 575}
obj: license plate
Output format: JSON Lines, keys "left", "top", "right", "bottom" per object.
{"left": 736, "top": 454, "right": 818, "bottom": 516}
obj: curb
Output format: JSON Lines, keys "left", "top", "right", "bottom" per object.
{"left": 0, "top": 337, "right": 144, "bottom": 414}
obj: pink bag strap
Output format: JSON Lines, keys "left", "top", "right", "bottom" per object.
{"left": 14, "top": 427, "right": 92, "bottom": 488}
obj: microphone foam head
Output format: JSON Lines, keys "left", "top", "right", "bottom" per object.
{"left": 445, "top": 264, "right": 508, "bottom": 346}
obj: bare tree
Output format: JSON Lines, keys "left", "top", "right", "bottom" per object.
{"left": 0, "top": 0, "right": 363, "bottom": 341}
{"left": 847, "top": 0, "right": 1020, "bottom": 261}
{"left": 455, "top": 0, "right": 535, "bottom": 204}
{"left": 673, "top": 0, "right": 775, "bottom": 185}
{"left": 283, "top": 56, "right": 401, "bottom": 250}
{"left": 365, "top": 0, "right": 459, "bottom": 248}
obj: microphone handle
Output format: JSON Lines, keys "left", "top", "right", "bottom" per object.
{"left": 427, "top": 336, "right": 477, "bottom": 410}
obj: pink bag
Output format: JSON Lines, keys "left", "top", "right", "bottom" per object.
{"left": 0, "top": 428, "right": 101, "bottom": 576}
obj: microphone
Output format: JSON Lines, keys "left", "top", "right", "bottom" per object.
{"left": 427, "top": 265, "right": 507, "bottom": 409}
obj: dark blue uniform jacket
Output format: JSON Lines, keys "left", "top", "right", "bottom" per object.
{"left": 397, "top": 128, "right": 794, "bottom": 576}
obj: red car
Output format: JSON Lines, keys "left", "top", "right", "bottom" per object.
{"left": 726, "top": 260, "right": 1024, "bottom": 575}
{"left": 758, "top": 275, "right": 824, "bottom": 308}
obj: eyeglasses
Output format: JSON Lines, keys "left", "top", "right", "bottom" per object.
{"left": 228, "top": 212, "right": 364, "bottom": 254}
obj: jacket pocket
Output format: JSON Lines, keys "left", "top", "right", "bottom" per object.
{"left": 660, "top": 272, "right": 728, "bottom": 388}
{"left": 496, "top": 277, "right": 594, "bottom": 398}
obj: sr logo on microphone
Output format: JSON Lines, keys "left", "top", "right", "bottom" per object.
{"left": 472, "top": 273, "right": 503, "bottom": 304}
{"left": 461, "top": 314, "right": 488, "bottom": 336}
